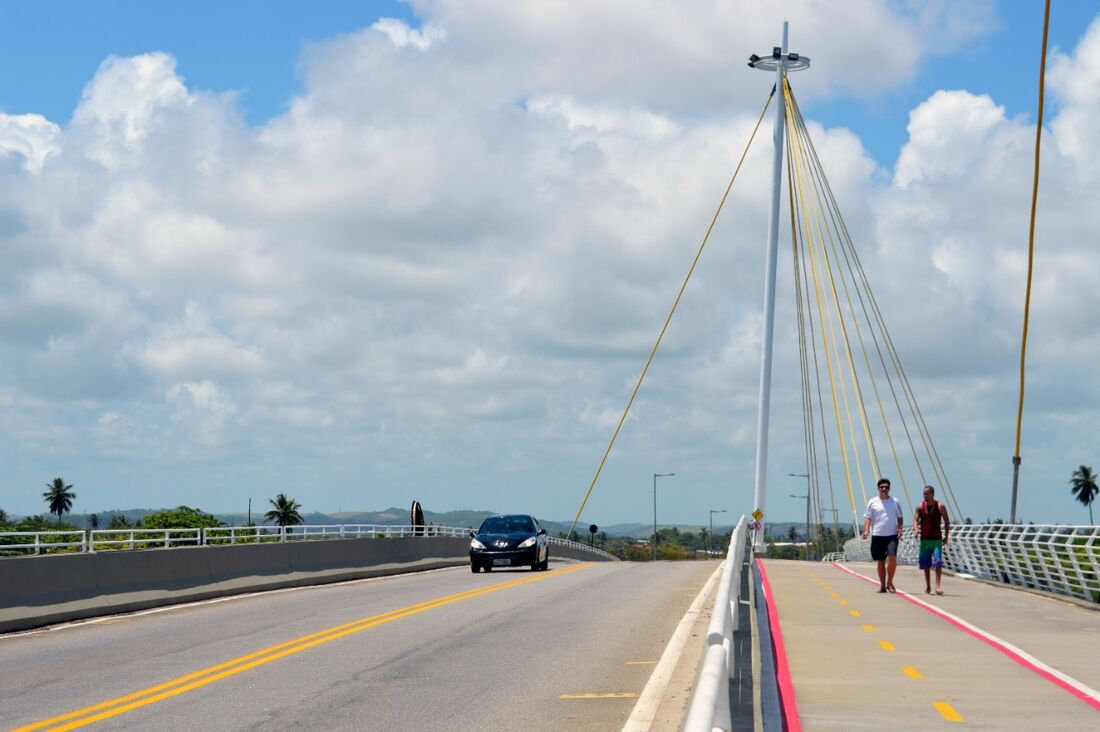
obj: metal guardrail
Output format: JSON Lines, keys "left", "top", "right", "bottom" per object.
{"left": 546, "top": 536, "right": 619, "bottom": 560}
{"left": 683, "top": 514, "right": 747, "bottom": 731}
{"left": 0, "top": 524, "right": 623, "bottom": 560}
{"left": 841, "top": 524, "right": 1100, "bottom": 603}
{"left": 820, "top": 551, "right": 845, "bottom": 562}
{"left": 0, "top": 524, "right": 473, "bottom": 556}
{"left": 0, "top": 530, "right": 86, "bottom": 555}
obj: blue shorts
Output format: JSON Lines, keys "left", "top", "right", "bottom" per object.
{"left": 918, "top": 539, "right": 943, "bottom": 570}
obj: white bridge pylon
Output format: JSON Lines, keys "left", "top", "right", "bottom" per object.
{"left": 749, "top": 21, "right": 810, "bottom": 550}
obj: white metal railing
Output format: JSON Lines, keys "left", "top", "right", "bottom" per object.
{"left": 683, "top": 514, "right": 747, "bottom": 731}
{"left": 840, "top": 524, "right": 1100, "bottom": 603}
{"left": 0, "top": 530, "right": 86, "bottom": 555}
{"left": 90, "top": 528, "right": 202, "bottom": 551}
{"left": 820, "top": 551, "right": 846, "bottom": 562}
{"left": 0, "top": 524, "right": 474, "bottom": 556}
{"left": 547, "top": 536, "right": 619, "bottom": 560}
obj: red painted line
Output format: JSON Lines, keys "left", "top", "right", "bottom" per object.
{"left": 831, "top": 562, "right": 1100, "bottom": 711}
{"left": 756, "top": 559, "right": 802, "bottom": 732}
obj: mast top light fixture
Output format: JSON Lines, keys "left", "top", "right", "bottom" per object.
{"left": 748, "top": 48, "right": 810, "bottom": 72}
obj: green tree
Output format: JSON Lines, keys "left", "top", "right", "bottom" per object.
{"left": 1070, "top": 465, "right": 1099, "bottom": 524}
{"left": 264, "top": 494, "right": 303, "bottom": 530}
{"left": 108, "top": 514, "right": 131, "bottom": 529}
{"left": 42, "top": 478, "right": 76, "bottom": 526}
{"left": 0, "top": 508, "right": 9, "bottom": 527}
{"left": 88, "top": 513, "right": 99, "bottom": 529}
{"left": 18, "top": 515, "right": 71, "bottom": 531}
{"left": 142, "top": 505, "right": 225, "bottom": 529}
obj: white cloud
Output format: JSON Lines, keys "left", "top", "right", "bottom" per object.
{"left": 0, "top": 113, "right": 60, "bottom": 173}
{"left": 0, "top": 1, "right": 1094, "bottom": 526}
{"left": 371, "top": 18, "right": 445, "bottom": 50}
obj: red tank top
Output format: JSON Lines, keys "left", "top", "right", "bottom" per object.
{"left": 918, "top": 501, "right": 942, "bottom": 540}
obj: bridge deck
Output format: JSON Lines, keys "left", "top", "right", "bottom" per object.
{"left": 759, "top": 559, "right": 1099, "bottom": 730}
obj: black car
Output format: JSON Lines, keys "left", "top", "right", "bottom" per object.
{"left": 469, "top": 514, "right": 549, "bottom": 572}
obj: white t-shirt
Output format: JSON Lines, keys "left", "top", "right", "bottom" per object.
{"left": 864, "top": 496, "right": 903, "bottom": 537}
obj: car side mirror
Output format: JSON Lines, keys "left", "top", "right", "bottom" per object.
{"left": 538, "top": 528, "right": 546, "bottom": 535}
{"left": 469, "top": 530, "right": 476, "bottom": 538}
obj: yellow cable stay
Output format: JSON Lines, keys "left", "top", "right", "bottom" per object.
{"left": 1010, "top": 0, "right": 1051, "bottom": 523}
{"left": 781, "top": 76, "right": 963, "bottom": 525}
{"left": 566, "top": 73, "right": 965, "bottom": 539}
{"left": 568, "top": 88, "right": 775, "bottom": 537}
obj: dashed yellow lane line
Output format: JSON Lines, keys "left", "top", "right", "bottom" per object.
{"left": 934, "top": 701, "right": 965, "bottom": 722}
{"left": 13, "top": 564, "right": 593, "bottom": 732}
{"left": 814, "top": 570, "right": 963, "bottom": 722}
{"left": 560, "top": 693, "right": 639, "bottom": 699}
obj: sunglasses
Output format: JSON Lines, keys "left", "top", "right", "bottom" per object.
{"left": 877, "top": 485, "right": 890, "bottom": 490}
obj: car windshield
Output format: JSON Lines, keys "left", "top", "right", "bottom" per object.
{"left": 479, "top": 516, "right": 535, "bottom": 534}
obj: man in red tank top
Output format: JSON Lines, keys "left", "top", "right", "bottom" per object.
{"left": 913, "top": 485, "right": 950, "bottom": 595}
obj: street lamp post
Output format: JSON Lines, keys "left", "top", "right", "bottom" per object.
{"left": 788, "top": 472, "right": 811, "bottom": 561}
{"left": 653, "top": 473, "right": 675, "bottom": 561}
{"left": 709, "top": 509, "right": 727, "bottom": 559}
{"left": 821, "top": 507, "right": 840, "bottom": 553}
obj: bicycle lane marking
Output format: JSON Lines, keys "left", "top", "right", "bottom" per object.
{"left": 831, "top": 562, "right": 1100, "bottom": 711}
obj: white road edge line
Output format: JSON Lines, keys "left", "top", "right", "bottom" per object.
{"left": 622, "top": 562, "right": 724, "bottom": 732}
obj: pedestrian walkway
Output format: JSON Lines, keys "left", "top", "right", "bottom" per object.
{"left": 758, "top": 559, "right": 1100, "bottom": 730}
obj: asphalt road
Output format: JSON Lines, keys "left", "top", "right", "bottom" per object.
{"left": 2, "top": 560, "right": 717, "bottom": 731}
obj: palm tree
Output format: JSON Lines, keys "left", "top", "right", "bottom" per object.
{"left": 0, "top": 508, "right": 8, "bottom": 526}
{"left": 1070, "top": 465, "right": 1099, "bottom": 525}
{"left": 42, "top": 478, "right": 76, "bottom": 527}
{"left": 264, "top": 493, "right": 303, "bottom": 531}
{"left": 89, "top": 513, "right": 100, "bottom": 530}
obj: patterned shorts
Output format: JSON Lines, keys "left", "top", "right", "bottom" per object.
{"left": 918, "top": 539, "right": 943, "bottom": 570}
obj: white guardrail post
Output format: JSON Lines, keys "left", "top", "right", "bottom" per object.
{"left": 684, "top": 514, "right": 747, "bottom": 732}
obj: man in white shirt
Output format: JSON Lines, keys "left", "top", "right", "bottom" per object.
{"left": 862, "top": 478, "right": 904, "bottom": 593}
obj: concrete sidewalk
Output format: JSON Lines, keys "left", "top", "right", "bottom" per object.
{"left": 759, "top": 559, "right": 1099, "bottom": 730}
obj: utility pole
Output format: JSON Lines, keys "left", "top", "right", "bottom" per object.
{"left": 709, "top": 509, "right": 727, "bottom": 559}
{"left": 789, "top": 473, "right": 811, "bottom": 560}
{"left": 748, "top": 23, "right": 810, "bottom": 550}
{"left": 653, "top": 472, "right": 675, "bottom": 561}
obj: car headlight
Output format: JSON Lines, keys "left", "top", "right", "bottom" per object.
{"left": 470, "top": 538, "right": 486, "bottom": 550}
{"left": 517, "top": 536, "right": 536, "bottom": 548}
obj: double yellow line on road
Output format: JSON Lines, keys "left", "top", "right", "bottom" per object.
{"left": 14, "top": 564, "right": 592, "bottom": 732}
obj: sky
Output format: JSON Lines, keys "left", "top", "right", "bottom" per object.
{"left": 0, "top": 1, "right": 1098, "bottom": 528}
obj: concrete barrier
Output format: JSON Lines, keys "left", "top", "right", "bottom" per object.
{"left": 0, "top": 537, "right": 468, "bottom": 634}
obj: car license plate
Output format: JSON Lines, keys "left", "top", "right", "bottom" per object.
{"left": 493, "top": 558, "right": 511, "bottom": 566}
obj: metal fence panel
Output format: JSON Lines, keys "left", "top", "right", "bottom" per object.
{"left": 841, "top": 524, "right": 1100, "bottom": 603}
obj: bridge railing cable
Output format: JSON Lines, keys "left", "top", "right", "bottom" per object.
{"left": 684, "top": 514, "right": 748, "bottom": 731}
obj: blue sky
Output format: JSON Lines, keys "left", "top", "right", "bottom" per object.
{"left": 0, "top": 1, "right": 1098, "bottom": 527}
{"left": 0, "top": 1, "right": 413, "bottom": 125}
